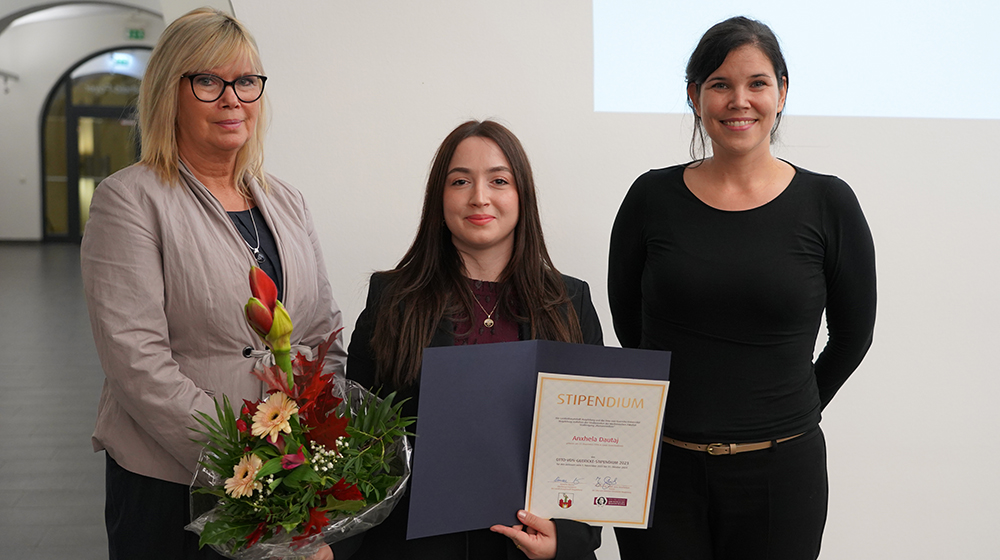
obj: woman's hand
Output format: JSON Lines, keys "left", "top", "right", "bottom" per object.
{"left": 490, "top": 510, "right": 557, "bottom": 560}
{"left": 306, "top": 544, "right": 333, "bottom": 560}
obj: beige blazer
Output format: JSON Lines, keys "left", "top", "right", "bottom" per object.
{"left": 82, "top": 163, "right": 346, "bottom": 485}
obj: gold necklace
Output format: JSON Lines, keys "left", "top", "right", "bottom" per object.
{"left": 472, "top": 292, "right": 500, "bottom": 328}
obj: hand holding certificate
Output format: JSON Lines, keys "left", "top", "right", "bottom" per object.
{"left": 489, "top": 510, "right": 558, "bottom": 560}
{"left": 525, "top": 373, "right": 669, "bottom": 527}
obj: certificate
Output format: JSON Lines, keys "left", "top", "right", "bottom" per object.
{"left": 407, "top": 340, "right": 671, "bottom": 540}
{"left": 525, "top": 373, "right": 668, "bottom": 527}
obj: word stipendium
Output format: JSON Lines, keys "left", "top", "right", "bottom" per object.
{"left": 556, "top": 394, "right": 644, "bottom": 408}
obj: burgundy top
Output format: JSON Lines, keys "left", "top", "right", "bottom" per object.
{"left": 453, "top": 279, "right": 519, "bottom": 345}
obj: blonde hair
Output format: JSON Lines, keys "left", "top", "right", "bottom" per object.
{"left": 138, "top": 7, "right": 268, "bottom": 191}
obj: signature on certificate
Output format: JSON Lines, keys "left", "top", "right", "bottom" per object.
{"left": 595, "top": 476, "right": 618, "bottom": 490}
{"left": 552, "top": 476, "right": 585, "bottom": 485}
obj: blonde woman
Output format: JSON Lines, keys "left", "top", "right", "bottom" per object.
{"left": 81, "top": 9, "right": 344, "bottom": 559}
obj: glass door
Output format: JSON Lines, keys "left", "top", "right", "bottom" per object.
{"left": 75, "top": 114, "right": 139, "bottom": 232}
{"left": 42, "top": 49, "right": 147, "bottom": 241}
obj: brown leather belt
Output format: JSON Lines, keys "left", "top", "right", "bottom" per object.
{"left": 662, "top": 433, "right": 805, "bottom": 456}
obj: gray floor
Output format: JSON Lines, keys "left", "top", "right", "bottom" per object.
{"left": 1, "top": 242, "right": 107, "bottom": 560}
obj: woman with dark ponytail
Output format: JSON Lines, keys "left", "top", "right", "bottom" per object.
{"left": 609, "top": 17, "right": 876, "bottom": 560}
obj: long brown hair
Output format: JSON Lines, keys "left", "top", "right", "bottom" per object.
{"left": 370, "top": 120, "right": 583, "bottom": 387}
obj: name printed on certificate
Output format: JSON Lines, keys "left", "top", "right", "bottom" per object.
{"left": 524, "top": 372, "right": 669, "bottom": 527}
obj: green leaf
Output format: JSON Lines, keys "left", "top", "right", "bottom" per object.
{"left": 281, "top": 464, "right": 320, "bottom": 489}
{"left": 324, "top": 496, "right": 365, "bottom": 513}
{"left": 199, "top": 518, "right": 257, "bottom": 548}
{"left": 256, "top": 457, "right": 283, "bottom": 480}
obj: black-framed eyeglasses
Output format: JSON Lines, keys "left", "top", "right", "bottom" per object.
{"left": 181, "top": 73, "right": 267, "bottom": 103}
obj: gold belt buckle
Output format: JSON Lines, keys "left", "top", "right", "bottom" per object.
{"left": 706, "top": 443, "right": 730, "bottom": 456}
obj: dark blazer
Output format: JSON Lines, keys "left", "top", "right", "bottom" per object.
{"left": 337, "top": 272, "right": 604, "bottom": 560}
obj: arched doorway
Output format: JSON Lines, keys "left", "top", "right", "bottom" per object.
{"left": 41, "top": 47, "right": 150, "bottom": 241}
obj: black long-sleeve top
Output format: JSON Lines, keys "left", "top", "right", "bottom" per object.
{"left": 608, "top": 163, "right": 876, "bottom": 443}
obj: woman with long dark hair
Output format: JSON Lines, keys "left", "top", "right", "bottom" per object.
{"left": 343, "top": 120, "right": 603, "bottom": 560}
{"left": 609, "top": 17, "right": 876, "bottom": 560}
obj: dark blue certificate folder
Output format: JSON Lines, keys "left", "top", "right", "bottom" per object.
{"left": 406, "top": 340, "right": 671, "bottom": 540}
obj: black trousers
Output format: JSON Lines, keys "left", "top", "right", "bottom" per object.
{"left": 105, "top": 453, "right": 226, "bottom": 560}
{"left": 615, "top": 428, "right": 828, "bottom": 560}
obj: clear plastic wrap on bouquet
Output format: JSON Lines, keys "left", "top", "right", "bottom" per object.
{"left": 186, "top": 377, "right": 412, "bottom": 560}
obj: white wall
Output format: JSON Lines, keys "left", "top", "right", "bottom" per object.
{"left": 233, "top": 2, "right": 999, "bottom": 558}
{"left": 0, "top": 8, "right": 162, "bottom": 239}
{"left": 159, "top": 0, "right": 232, "bottom": 24}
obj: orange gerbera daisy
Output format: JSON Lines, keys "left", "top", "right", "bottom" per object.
{"left": 224, "top": 454, "right": 263, "bottom": 498}
{"left": 252, "top": 392, "right": 298, "bottom": 443}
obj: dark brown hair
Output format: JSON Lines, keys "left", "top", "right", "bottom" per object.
{"left": 686, "top": 16, "right": 789, "bottom": 160}
{"left": 369, "top": 120, "right": 583, "bottom": 387}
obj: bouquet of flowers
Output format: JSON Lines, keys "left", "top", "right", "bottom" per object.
{"left": 186, "top": 267, "right": 413, "bottom": 559}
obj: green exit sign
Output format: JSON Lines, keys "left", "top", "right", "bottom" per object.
{"left": 127, "top": 28, "right": 145, "bottom": 40}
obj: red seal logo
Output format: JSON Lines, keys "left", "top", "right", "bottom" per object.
{"left": 558, "top": 493, "right": 573, "bottom": 509}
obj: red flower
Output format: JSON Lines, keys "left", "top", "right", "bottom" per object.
{"left": 236, "top": 419, "right": 249, "bottom": 433}
{"left": 245, "top": 297, "right": 273, "bottom": 337}
{"left": 249, "top": 266, "right": 277, "bottom": 312}
{"left": 244, "top": 267, "right": 294, "bottom": 378}
{"left": 281, "top": 446, "right": 306, "bottom": 470}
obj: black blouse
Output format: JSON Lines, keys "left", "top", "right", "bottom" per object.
{"left": 229, "top": 206, "right": 284, "bottom": 301}
{"left": 609, "top": 163, "right": 876, "bottom": 442}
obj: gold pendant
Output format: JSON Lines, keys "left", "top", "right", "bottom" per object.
{"left": 484, "top": 318, "right": 495, "bottom": 328}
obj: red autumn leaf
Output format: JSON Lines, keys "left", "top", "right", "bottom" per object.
{"left": 242, "top": 399, "right": 259, "bottom": 418}
{"left": 296, "top": 375, "right": 343, "bottom": 427}
{"left": 306, "top": 388, "right": 343, "bottom": 430}
{"left": 289, "top": 328, "right": 345, "bottom": 426}
{"left": 246, "top": 522, "right": 269, "bottom": 547}
{"left": 292, "top": 507, "right": 328, "bottom": 542}
{"left": 251, "top": 362, "right": 294, "bottom": 395}
{"left": 309, "top": 412, "right": 349, "bottom": 451}
{"left": 294, "top": 366, "right": 333, "bottom": 421}
{"left": 313, "top": 329, "right": 339, "bottom": 363}
{"left": 331, "top": 478, "right": 363, "bottom": 502}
